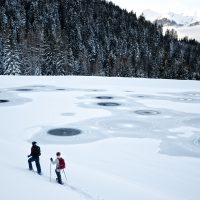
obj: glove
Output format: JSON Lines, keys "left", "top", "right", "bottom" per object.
{"left": 27, "top": 155, "right": 31, "bottom": 158}
{"left": 50, "top": 158, "right": 53, "bottom": 162}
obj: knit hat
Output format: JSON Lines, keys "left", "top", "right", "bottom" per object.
{"left": 56, "top": 152, "right": 61, "bottom": 156}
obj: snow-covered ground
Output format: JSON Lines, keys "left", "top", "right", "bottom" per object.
{"left": 0, "top": 76, "right": 200, "bottom": 200}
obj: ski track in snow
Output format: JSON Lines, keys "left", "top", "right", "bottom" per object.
{"left": 30, "top": 169, "right": 103, "bottom": 200}
{"left": 65, "top": 183, "right": 103, "bottom": 200}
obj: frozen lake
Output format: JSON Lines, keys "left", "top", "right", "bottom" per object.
{"left": 0, "top": 76, "right": 200, "bottom": 200}
{"left": 1, "top": 78, "right": 200, "bottom": 158}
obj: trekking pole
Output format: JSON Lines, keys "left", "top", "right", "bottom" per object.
{"left": 50, "top": 161, "right": 52, "bottom": 182}
{"left": 63, "top": 169, "right": 68, "bottom": 183}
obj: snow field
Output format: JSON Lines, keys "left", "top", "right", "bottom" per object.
{"left": 0, "top": 76, "right": 200, "bottom": 200}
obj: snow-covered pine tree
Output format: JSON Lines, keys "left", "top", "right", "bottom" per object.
{"left": 3, "top": 38, "right": 21, "bottom": 75}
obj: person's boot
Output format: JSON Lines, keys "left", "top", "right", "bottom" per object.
{"left": 56, "top": 178, "right": 63, "bottom": 185}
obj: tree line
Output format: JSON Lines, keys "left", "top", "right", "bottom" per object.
{"left": 0, "top": 0, "right": 200, "bottom": 79}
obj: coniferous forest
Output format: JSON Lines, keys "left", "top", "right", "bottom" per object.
{"left": 0, "top": 0, "right": 200, "bottom": 79}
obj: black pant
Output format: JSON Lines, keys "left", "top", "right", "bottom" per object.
{"left": 55, "top": 169, "right": 62, "bottom": 184}
{"left": 28, "top": 157, "right": 41, "bottom": 174}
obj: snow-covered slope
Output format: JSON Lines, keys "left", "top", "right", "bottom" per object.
{"left": 0, "top": 76, "right": 200, "bottom": 200}
{"left": 143, "top": 9, "right": 200, "bottom": 41}
{"left": 166, "top": 12, "right": 198, "bottom": 26}
{"left": 143, "top": 9, "right": 199, "bottom": 26}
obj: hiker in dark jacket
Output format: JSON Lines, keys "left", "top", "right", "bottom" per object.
{"left": 28, "top": 141, "right": 42, "bottom": 175}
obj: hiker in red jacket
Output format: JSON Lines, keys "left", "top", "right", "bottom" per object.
{"left": 50, "top": 152, "right": 65, "bottom": 184}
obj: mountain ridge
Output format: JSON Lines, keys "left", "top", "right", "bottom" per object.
{"left": 143, "top": 9, "right": 200, "bottom": 27}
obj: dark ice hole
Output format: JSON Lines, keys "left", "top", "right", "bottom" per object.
{"left": 137, "top": 96, "right": 145, "bottom": 98}
{"left": 96, "top": 96, "right": 113, "bottom": 99}
{"left": 134, "top": 110, "right": 160, "bottom": 115}
{"left": 47, "top": 128, "right": 82, "bottom": 136}
{"left": 56, "top": 89, "right": 66, "bottom": 91}
{"left": 0, "top": 99, "right": 9, "bottom": 103}
{"left": 97, "top": 102, "right": 120, "bottom": 106}
{"left": 15, "top": 89, "right": 33, "bottom": 91}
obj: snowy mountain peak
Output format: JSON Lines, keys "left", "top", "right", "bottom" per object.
{"left": 142, "top": 9, "right": 200, "bottom": 42}
{"left": 143, "top": 9, "right": 199, "bottom": 26}
{"left": 167, "top": 12, "right": 198, "bottom": 25}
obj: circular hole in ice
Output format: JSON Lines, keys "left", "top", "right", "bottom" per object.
{"left": 96, "top": 96, "right": 113, "bottom": 99}
{"left": 134, "top": 110, "right": 160, "bottom": 115}
{"left": 15, "top": 88, "right": 33, "bottom": 91}
{"left": 97, "top": 102, "right": 121, "bottom": 106}
{"left": 0, "top": 99, "right": 9, "bottom": 103}
{"left": 137, "top": 95, "right": 145, "bottom": 98}
{"left": 47, "top": 128, "right": 82, "bottom": 136}
{"left": 56, "top": 89, "right": 66, "bottom": 91}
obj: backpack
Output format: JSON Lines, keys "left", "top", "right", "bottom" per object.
{"left": 58, "top": 157, "right": 65, "bottom": 169}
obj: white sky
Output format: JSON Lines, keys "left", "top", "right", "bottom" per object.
{"left": 109, "top": 0, "right": 200, "bottom": 18}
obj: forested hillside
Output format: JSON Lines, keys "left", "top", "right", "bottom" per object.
{"left": 0, "top": 0, "right": 200, "bottom": 79}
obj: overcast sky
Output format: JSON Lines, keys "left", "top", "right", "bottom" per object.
{"left": 109, "top": 0, "right": 200, "bottom": 18}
